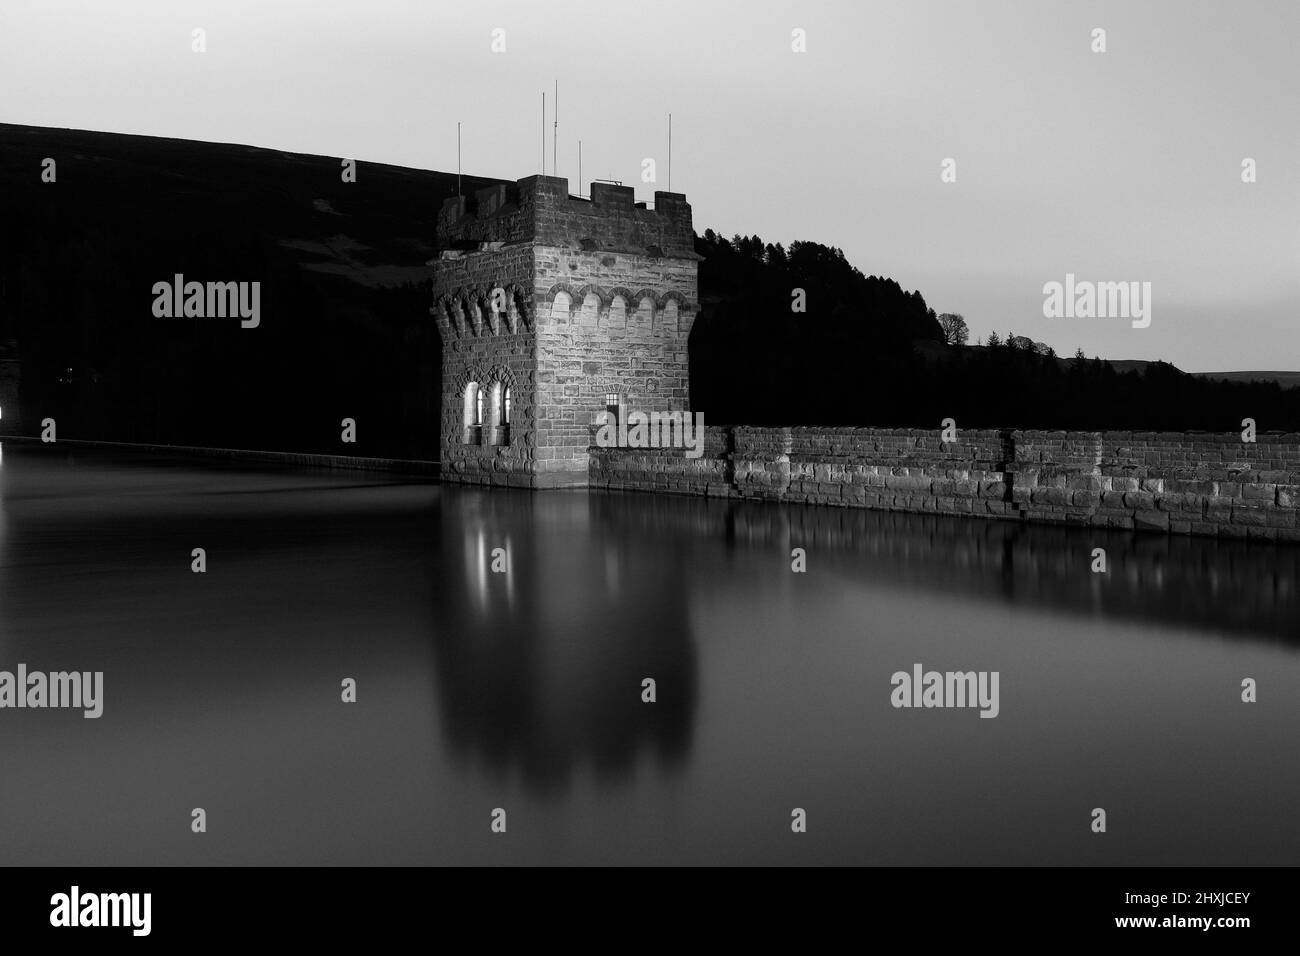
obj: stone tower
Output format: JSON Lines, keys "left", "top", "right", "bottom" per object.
{"left": 430, "top": 175, "right": 699, "bottom": 488}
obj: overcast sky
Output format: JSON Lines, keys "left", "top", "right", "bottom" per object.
{"left": 2, "top": 0, "right": 1297, "bottom": 371}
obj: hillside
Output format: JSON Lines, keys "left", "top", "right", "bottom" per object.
{"left": 688, "top": 230, "right": 943, "bottom": 423}
{"left": 0, "top": 123, "right": 505, "bottom": 457}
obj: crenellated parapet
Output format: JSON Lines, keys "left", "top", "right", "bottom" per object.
{"left": 436, "top": 176, "right": 697, "bottom": 259}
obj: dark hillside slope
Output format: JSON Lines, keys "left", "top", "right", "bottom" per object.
{"left": 0, "top": 123, "right": 504, "bottom": 457}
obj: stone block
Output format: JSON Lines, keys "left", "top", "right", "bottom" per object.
{"left": 1132, "top": 511, "right": 1169, "bottom": 531}
{"left": 1242, "top": 483, "right": 1276, "bottom": 501}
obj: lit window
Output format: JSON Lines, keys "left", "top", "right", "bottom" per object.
{"left": 463, "top": 382, "right": 484, "bottom": 444}
{"left": 503, "top": 387, "right": 511, "bottom": 425}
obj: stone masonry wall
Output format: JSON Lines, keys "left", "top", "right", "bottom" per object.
{"left": 431, "top": 243, "right": 537, "bottom": 486}
{"left": 588, "top": 424, "right": 732, "bottom": 496}
{"left": 528, "top": 178, "right": 695, "bottom": 257}
{"left": 784, "top": 427, "right": 1016, "bottom": 517}
{"left": 532, "top": 247, "right": 697, "bottom": 483}
{"left": 588, "top": 426, "right": 1300, "bottom": 542}
{"left": 1013, "top": 430, "right": 1300, "bottom": 537}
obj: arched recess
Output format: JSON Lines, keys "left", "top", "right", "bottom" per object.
{"left": 502, "top": 283, "right": 529, "bottom": 333}
{"left": 658, "top": 290, "right": 688, "bottom": 311}
{"left": 632, "top": 290, "right": 657, "bottom": 327}
{"left": 605, "top": 286, "right": 633, "bottom": 330}
{"left": 441, "top": 294, "right": 466, "bottom": 338}
{"left": 574, "top": 284, "right": 608, "bottom": 307}
{"left": 659, "top": 296, "right": 680, "bottom": 335}
{"left": 543, "top": 280, "right": 574, "bottom": 329}
{"left": 578, "top": 292, "right": 601, "bottom": 327}
{"left": 550, "top": 291, "right": 573, "bottom": 325}
{"left": 465, "top": 290, "right": 488, "bottom": 337}
{"left": 486, "top": 286, "right": 506, "bottom": 335}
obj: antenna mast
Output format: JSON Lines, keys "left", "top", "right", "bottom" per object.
{"left": 457, "top": 121, "right": 462, "bottom": 196}
{"left": 541, "top": 92, "right": 545, "bottom": 174}
{"left": 553, "top": 80, "right": 558, "bottom": 181}
{"left": 578, "top": 140, "right": 582, "bottom": 198}
{"left": 668, "top": 112, "right": 672, "bottom": 192}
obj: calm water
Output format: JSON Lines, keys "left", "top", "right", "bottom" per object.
{"left": 0, "top": 442, "right": 1297, "bottom": 866}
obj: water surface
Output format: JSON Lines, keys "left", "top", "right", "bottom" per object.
{"left": 0, "top": 443, "right": 1296, "bottom": 865}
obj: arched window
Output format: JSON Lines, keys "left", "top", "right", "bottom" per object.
{"left": 494, "top": 383, "right": 512, "bottom": 447}
{"left": 463, "top": 381, "right": 483, "bottom": 444}
{"left": 463, "top": 382, "right": 479, "bottom": 425}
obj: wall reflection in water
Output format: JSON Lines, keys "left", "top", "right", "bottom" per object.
{"left": 715, "top": 502, "right": 1298, "bottom": 644}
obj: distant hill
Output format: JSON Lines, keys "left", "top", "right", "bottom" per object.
{"left": 1101, "top": 358, "right": 1163, "bottom": 376}
{"left": 918, "top": 342, "right": 1169, "bottom": 376}
{"left": 1191, "top": 371, "right": 1300, "bottom": 389}
{"left": 826, "top": 339, "right": 1300, "bottom": 431}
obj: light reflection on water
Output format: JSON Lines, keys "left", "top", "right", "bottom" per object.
{"left": 0, "top": 444, "right": 1296, "bottom": 865}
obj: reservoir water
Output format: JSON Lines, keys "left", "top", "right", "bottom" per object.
{"left": 0, "top": 442, "right": 1296, "bottom": 865}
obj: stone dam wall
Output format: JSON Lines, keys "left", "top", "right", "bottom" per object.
{"left": 587, "top": 427, "right": 1300, "bottom": 543}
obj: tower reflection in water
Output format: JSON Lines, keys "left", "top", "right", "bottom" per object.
{"left": 432, "top": 489, "right": 699, "bottom": 790}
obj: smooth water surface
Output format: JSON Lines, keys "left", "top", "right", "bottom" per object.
{"left": 1, "top": 443, "right": 1297, "bottom": 865}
